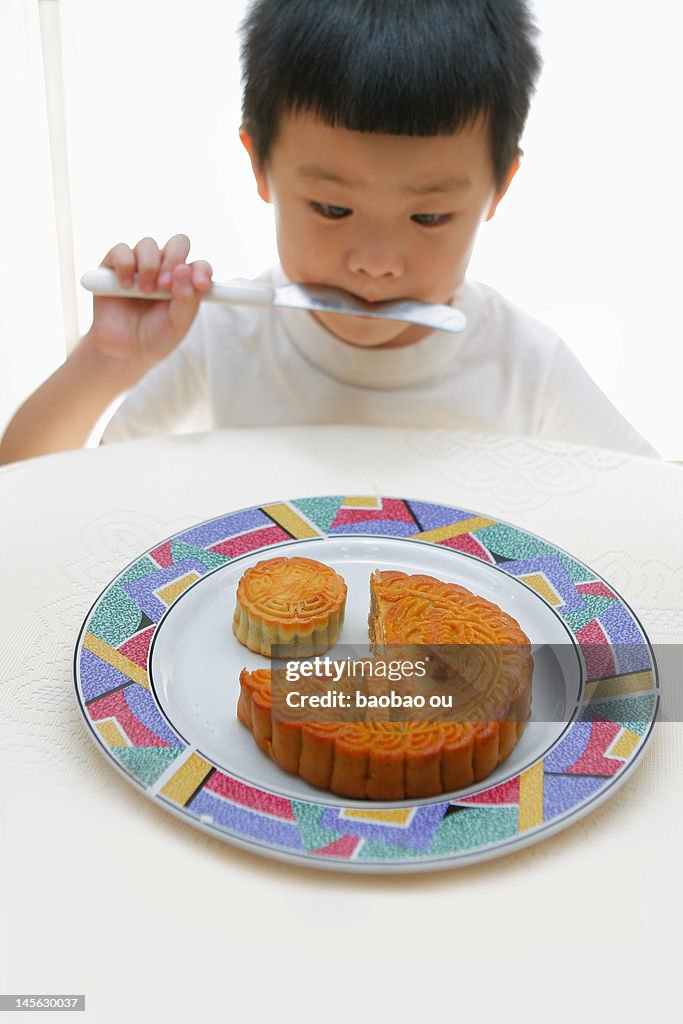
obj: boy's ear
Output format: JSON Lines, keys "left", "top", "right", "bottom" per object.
{"left": 239, "top": 128, "right": 271, "bottom": 204}
{"left": 485, "top": 151, "right": 521, "bottom": 222}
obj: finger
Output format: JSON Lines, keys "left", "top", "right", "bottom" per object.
{"left": 167, "top": 263, "right": 202, "bottom": 337}
{"left": 134, "top": 237, "right": 162, "bottom": 292}
{"left": 169, "top": 262, "right": 196, "bottom": 301}
{"left": 102, "top": 243, "right": 136, "bottom": 287}
{"left": 158, "top": 233, "right": 191, "bottom": 288}
{"left": 189, "top": 259, "right": 213, "bottom": 291}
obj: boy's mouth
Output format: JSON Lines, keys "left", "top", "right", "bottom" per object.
{"left": 346, "top": 288, "right": 405, "bottom": 308}
{"left": 351, "top": 288, "right": 396, "bottom": 304}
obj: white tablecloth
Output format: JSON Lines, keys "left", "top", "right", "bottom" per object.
{"left": 1, "top": 426, "right": 682, "bottom": 1022}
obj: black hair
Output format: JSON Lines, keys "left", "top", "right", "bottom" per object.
{"left": 240, "top": 0, "right": 542, "bottom": 187}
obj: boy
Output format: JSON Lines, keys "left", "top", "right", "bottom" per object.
{"left": 0, "top": 0, "right": 656, "bottom": 464}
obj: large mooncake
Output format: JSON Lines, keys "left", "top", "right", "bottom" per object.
{"left": 232, "top": 556, "right": 347, "bottom": 657}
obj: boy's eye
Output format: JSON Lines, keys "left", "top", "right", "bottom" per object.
{"left": 311, "top": 202, "right": 352, "bottom": 220}
{"left": 411, "top": 213, "right": 453, "bottom": 227}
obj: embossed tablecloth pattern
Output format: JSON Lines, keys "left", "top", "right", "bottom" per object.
{"left": 1, "top": 426, "right": 682, "bottom": 1021}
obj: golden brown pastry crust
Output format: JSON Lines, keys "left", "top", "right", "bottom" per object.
{"left": 236, "top": 570, "right": 533, "bottom": 800}
{"left": 369, "top": 569, "right": 530, "bottom": 649}
{"left": 237, "top": 667, "right": 529, "bottom": 800}
{"left": 232, "top": 556, "right": 347, "bottom": 657}
{"left": 368, "top": 569, "right": 532, "bottom": 725}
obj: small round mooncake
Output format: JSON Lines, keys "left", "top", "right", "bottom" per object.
{"left": 233, "top": 556, "right": 347, "bottom": 657}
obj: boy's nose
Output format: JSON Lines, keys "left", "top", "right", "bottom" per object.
{"left": 347, "top": 240, "right": 405, "bottom": 283}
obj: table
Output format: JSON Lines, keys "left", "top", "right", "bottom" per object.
{"left": 1, "top": 426, "right": 682, "bottom": 1023}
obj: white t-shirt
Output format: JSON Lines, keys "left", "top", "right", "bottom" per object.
{"left": 102, "top": 265, "right": 657, "bottom": 456}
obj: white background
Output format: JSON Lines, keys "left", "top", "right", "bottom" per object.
{"left": 1, "top": 0, "right": 681, "bottom": 457}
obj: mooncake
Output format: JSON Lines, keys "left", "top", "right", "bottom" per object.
{"left": 237, "top": 663, "right": 529, "bottom": 800}
{"left": 232, "top": 556, "right": 347, "bottom": 657}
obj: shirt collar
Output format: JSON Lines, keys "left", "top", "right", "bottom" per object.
{"left": 269, "top": 266, "right": 485, "bottom": 390}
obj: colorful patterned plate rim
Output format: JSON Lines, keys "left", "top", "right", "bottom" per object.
{"left": 73, "top": 495, "right": 659, "bottom": 873}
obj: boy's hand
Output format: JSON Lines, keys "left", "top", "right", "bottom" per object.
{"left": 85, "top": 234, "right": 213, "bottom": 373}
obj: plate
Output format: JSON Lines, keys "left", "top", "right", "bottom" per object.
{"left": 74, "top": 495, "right": 659, "bottom": 872}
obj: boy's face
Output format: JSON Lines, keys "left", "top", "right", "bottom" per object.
{"left": 242, "top": 111, "right": 518, "bottom": 348}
